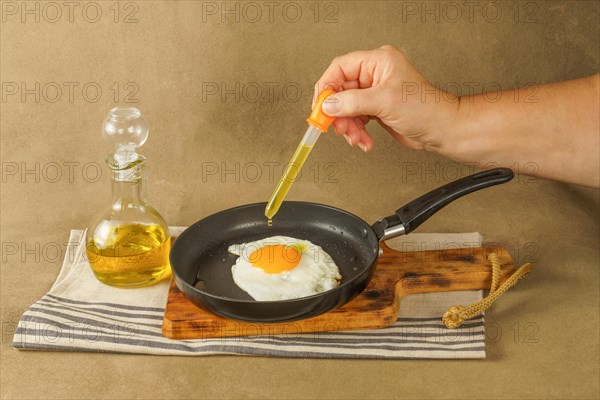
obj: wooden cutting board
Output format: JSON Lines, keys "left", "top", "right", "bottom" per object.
{"left": 162, "top": 243, "right": 514, "bottom": 339}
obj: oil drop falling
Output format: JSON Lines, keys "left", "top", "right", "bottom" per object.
{"left": 267, "top": 219, "right": 273, "bottom": 227}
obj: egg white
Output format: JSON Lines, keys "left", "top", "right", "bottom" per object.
{"left": 228, "top": 236, "right": 342, "bottom": 301}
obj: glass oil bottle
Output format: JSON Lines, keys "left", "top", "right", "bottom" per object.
{"left": 86, "top": 107, "right": 171, "bottom": 288}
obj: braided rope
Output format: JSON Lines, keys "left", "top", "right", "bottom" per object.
{"left": 442, "top": 253, "right": 534, "bottom": 329}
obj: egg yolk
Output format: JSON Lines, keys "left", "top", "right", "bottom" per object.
{"left": 249, "top": 244, "right": 301, "bottom": 274}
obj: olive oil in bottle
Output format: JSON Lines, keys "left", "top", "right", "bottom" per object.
{"left": 87, "top": 223, "right": 170, "bottom": 287}
{"left": 86, "top": 107, "right": 171, "bottom": 288}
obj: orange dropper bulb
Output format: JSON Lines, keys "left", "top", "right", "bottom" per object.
{"left": 307, "top": 89, "right": 337, "bottom": 132}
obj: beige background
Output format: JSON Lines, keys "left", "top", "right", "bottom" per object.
{"left": 1, "top": 0, "right": 599, "bottom": 399}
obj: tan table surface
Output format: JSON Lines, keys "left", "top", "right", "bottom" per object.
{"left": 1, "top": 1, "right": 598, "bottom": 398}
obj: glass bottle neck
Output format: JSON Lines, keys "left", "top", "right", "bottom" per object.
{"left": 106, "top": 153, "right": 147, "bottom": 206}
{"left": 111, "top": 177, "right": 147, "bottom": 205}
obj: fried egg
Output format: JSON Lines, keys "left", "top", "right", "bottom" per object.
{"left": 228, "top": 236, "right": 342, "bottom": 301}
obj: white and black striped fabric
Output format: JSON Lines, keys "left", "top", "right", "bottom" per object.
{"left": 13, "top": 229, "right": 486, "bottom": 359}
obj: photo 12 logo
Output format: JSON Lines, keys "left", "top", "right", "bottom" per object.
{"left": 1, "top": 161, "right": 103, "bottom": 184}
{"left": 398, "top": 81, "right": 539, "bottom": 104}
{"left": 11, "top": 320, "right": 141, "bottom": 344}
{"left": 200, "top": 161, "right": 339, "bottom": 184}
{"left": 201, "top": 81, "right": 309, "bottom": 104}
{"left": 200, "top": 1, "right": 340, "bottom": 23}
{"left": 400, "top": 1, "right": 538, "bottom": 23}
{"left": 400, "top": 161, "right": 539, "bottom": 184}
{"left": 1, "top": 1, "right": 140, "bottom": 23}
{"left": 1, "top": 239, "right": 81, "bottom": 264}
{"left": 1, "top": 82, "right": 139, "bottom": 104}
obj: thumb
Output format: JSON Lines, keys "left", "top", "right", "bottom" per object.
{"left": 321, "top": 88, "right": 380, "bottom": 117}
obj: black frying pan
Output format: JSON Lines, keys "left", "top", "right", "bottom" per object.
{"left": 170, "top": 168, "right": 514, "bottom": 323}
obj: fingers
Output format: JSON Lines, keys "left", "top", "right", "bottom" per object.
{"left": 315, "top": 45, "right": 402, "bottom": 98}
{"left": 314, "top": 50, "right": 385, "bottom": 117}
{"left": 322, "top": 87, "right": 381, "bottom": 117}
{"left": 332, "top": 117, "right": 374, "bottom": 152}
{"left": 315, "top": 50, "right": 381, "bottom": 95}
{"left": 314, "top": 46, "right": 401, "bottom": 152}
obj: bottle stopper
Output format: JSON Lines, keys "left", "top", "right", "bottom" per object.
{"left": 103, "top": 107, "right": 148, "bottom": 166}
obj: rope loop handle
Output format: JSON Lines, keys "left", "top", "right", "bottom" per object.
{"left": 442, "top": 253, "right": 534, "bottom": 329}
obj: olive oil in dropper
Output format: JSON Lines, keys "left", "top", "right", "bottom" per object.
{"left": 265, "top": 89, "right": 337, "bottom": 224}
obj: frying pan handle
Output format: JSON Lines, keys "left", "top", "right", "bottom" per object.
{"left": 372, "top": 168, "right": 514, "bottom": 241}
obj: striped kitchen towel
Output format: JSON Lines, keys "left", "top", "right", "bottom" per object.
{"left": 13, "top": 228, "right": 486, "bottom": 358}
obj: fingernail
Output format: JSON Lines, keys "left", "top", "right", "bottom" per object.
{"left": 322, "top": 96, "right": 340, "bottom": 115}
{"left": 358, "top": 143, "right": 368, "bottom": 152}
{"left": 343, "top": 134, "right": 353, "bottom": 146}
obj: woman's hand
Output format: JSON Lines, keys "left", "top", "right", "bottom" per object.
{"left": 315, "top": 45, "right": 459, "bottom": 153}
{"left": 315, "top": 45, "right": 600, "bottom": 187}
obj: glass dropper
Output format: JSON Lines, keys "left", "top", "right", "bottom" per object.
{"left": 265, "top": 89, "right": 337, "bottom": 224}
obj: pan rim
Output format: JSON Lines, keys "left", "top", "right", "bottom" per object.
{"left": 170, "top": 201, "right": 379, "bottom": 305}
